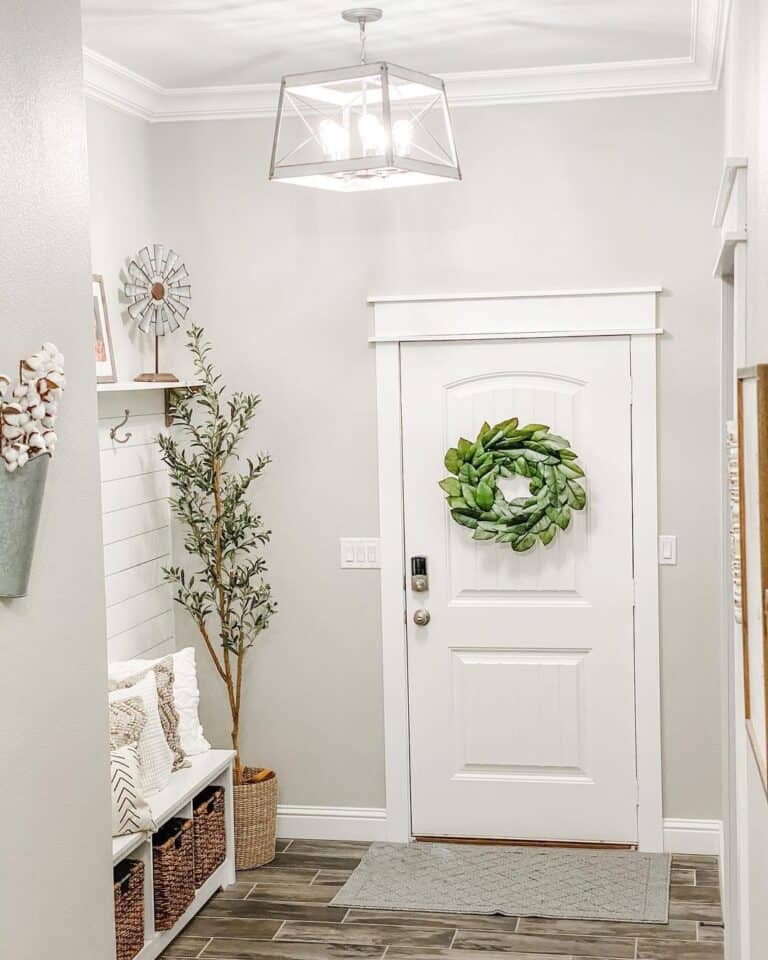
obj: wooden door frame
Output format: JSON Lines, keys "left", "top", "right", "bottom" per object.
{"left": 372, "top": 287, "right": 665, "bottom": 851}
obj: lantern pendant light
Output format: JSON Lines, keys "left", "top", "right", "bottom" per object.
{"left": 269, "top": 8, "right": 461, "bottom": 191}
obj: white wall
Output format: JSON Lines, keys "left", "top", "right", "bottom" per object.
{"left": 87, "top": 92, "right": 724, "bottom": 822}
{"left": 722, "top": 2, "right": 768, "bottom": 956}
{"left": 0, "top": 4, "right": 114, "bottom": 959}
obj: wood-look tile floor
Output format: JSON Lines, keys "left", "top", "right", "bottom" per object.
{"left": 160, "top": 841, "right": 724, "bottom": 960}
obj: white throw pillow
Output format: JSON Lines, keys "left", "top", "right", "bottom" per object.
{"left": 111, "top": 744, "right": 156, "bottom": 837}
{"left": 109, "top": 647, "right": 210, "bottom": 756}
{"left": 109, "top": 673, "right": 173, "bottom": 795}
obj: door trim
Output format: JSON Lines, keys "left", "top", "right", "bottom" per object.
{"left": 374, "top": 288, "right": 664, "bottom": 850}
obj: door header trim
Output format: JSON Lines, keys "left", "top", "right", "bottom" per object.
{"left": 368, "top": 287, "right": 663, "bottom": 304}
{"left": 369, "top": 289, "right": 660, "bottom": 343}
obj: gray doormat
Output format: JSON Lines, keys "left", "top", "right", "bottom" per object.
{"left": 331, "top": 842, "right": 671, "bottom": 923}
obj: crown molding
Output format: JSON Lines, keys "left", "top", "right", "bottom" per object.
{"left": 83, "top": 0, "right": 730, "bottom": 123}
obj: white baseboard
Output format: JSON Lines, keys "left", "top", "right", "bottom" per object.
{"left": 277, "top": 805, "right": 388, "bottom": 842}
{"left": 663, "top": 818, "right": 723, "bottom": 856}
{"left": 277, "top": 808, "right": 722, "bottom": 856}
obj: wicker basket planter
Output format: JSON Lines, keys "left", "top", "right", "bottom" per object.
{"left": 114, "top": 858, "right": 144, "bottom": 960}
{"left": 153, "top": 817, "right": 195, "bottom": 930}
{"left": 233, "top": 768, "right": 277, "bottom": 869}
{"left": 193, "top": 785, "right": 227, "bottom": 886}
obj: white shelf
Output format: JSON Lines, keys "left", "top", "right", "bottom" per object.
{"left": 133, "top": 861, "right": 230, "bottom": 960}
{"left": 113, "top": 749, "right": 235, "bottom": 864}
{"left": 112, "top": 748, "right": 236, "bottom": 960}
{"left": 97, "top": 379, "right": 201, "bottom": 394}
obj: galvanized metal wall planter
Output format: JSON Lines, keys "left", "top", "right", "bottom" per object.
{"left": 0, "top": 452, "right": 49, "bottom": 597}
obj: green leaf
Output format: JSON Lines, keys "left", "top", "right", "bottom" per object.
{"left": 512, "top": 533, "right": 537, "bottom": 552}
{"left": 502, "top": 420, "right": 521, "bottom": 436}
{"left": 530, "top": 515, "right": 552, "bottom": 534}
{"left": 475, "top": 481, "right": 494, "bottom": 510}
{"left": 448, "top": 497, "right": 471, "bottom": 511}
{"left": 471, "top": 441, "right": 486, "bottom": 465}
{"left": 521, "top": 448, "right": 548, "bottom": 462}
{"left": 472, "top": 528, "right": 496, "bottom": 540}
{"left": 461, "top": 484, "right": 478, "bottom": 510}
{"left": 476, "top": 421, "right": 491, "bottom": 443}
{"left": 558, "top": 461, "right": 584, "bottom": 478}
{"left": 451, "top": 510, "right": 478, "bottom": 529}
{"left": 458, "top": 437, "right": 473, "bottom": 458}
{"left": 438, "top": 477, "right": 461, "bottom": 497}
{"left": 559, "top": 448, "right": 578, "bottom": 460}
{"left": 444, "top": 447, "right": 460, "bottom": 474}
{"left": 566, "top": 480, "right": 587, "bottom": 510}
{"left": 539, "top": 524, "right": 557, "bottom": 546}
{"left": 520, "top": 423, "right": 549, "bottom": 434}
{"left": 554, "top": 505, "right": 572, "bottom": 530}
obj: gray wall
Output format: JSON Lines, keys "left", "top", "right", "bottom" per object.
{"left": 0, "top": 4, "right": 114, "bottom": 959}
{"left": 88, "top": 92, "right": 724, "bottom": 820}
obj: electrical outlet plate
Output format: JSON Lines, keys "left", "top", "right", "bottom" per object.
{"left": 340, "top": 537, "right": 381, "bottom": 569}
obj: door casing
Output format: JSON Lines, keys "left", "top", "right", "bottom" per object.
{"left": 372, "top": 287, "right": 664, "bottom": 851}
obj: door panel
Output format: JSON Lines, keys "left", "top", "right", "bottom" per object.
{"left": 401, "top": 337, "right": 637, "bottom": 843}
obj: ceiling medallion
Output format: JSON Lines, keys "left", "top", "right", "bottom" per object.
{"left": 269, "top": 7, "right": 461, "bottom": 192}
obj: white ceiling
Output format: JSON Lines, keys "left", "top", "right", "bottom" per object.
{"left": 82, "top": 0, "right": 695, "bottom": 89}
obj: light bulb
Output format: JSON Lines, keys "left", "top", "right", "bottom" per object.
{"left": 393, "top": 119, "right": 413, "bottom": 156}
{"left": 358, "top": 112, "right": 386, "bottom": 154}
{"left": 319, "top": 119, "right": 349, "bottom": 161}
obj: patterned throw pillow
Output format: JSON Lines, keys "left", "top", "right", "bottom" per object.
{"left": 112, "top": 658, "right": 188, "bottom": 771}
{"left": 109, "top": 647, "right": 210, "bottom": 756}
{"left": 109, "top": 672, "right": 174, "bottom": 795}
{"left": 109, "top": 697, "right": 147, "bottom": 750}
{"left": 111, "top": 744, "right": 156, "bottom": 837}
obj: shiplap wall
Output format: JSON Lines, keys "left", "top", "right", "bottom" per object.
{"left": 98, "top": 389, "right": 175, "bottom": 663}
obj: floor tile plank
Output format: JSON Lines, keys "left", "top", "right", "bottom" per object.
{"left": 237, "top": 867, "right": 320, "bottom": 884}
{"left": 636, "top": 939, "right": 723, "bottom": 959}
{"left": 453, "top": 929, "right": 635, "bottom": 958}
{"left": 286, "top": 841, "right": 371, "bottom": 857}
{"left": 202, "top": 898, "right": 348, "bottom": 923}
{"left": 697, "top": 923, "right": 725, "bottom": 943}
{"left": 272, "top": 853, "right": 363, "bottom": 872}
{"left": 312, "top": 869, "right": 353, "bottom": 885}
{"left": 276, "top": 920, "right": 456, "bottom": 947}
{"left": 247, "top": 882, "right": 343, "bottom": 904}
{"left": 182, "top": 917, "right": 283, "bottom": 941}
{"left": 160, "top": 936, "right": 211, "bottom": 958}
{"left": 668, "top": 902, "right": 723, "bottom": 923}
{"left": 517, "top": 917, "right": 697, "bottom": 941}
{"left": 670, "top": 885, "right": 721, "bottom": 906}
{"left": 670, "top": 868, "right": 696, "bottom": 885}
{"left": 344, "top": 908, "right": 520, "bottom": 934}
{"left": 200, "top": 940, "right": 385, "bottom": 960}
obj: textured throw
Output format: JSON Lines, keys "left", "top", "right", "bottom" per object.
{"left": 331, "top": 842, "right": 672, "bottom": 923}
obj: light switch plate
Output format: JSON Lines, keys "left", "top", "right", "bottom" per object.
{"left": 340, "top": 538, "right": 381, "bottom": 569}
{"left": 658, "top": 535, "right": 677, "bottom": 565}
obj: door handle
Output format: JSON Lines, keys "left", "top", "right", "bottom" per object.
{"left": 413, "top": 609, "right": 431, "bottom": 626}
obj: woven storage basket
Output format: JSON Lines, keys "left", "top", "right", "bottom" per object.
{"left": 152, "top": 817, "right": 195, "bottom": 930}
{"left": 233, "top": 768, "right": 277, "bottom": 869}
{"left": 113, "top": 858, "right": 144, "bottom": 960}
{"left": 193, "top": 784, "right": 226, "bottom": 887}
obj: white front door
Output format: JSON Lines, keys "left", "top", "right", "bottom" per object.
{"left": 402, "top": 337, "right": 638, "bottom": 844}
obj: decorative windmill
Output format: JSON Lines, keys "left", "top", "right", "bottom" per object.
{"left": 124, "top": 244, "right": 191, "bottom": 382}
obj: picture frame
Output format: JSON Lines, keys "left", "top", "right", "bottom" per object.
{"left": 92, "top": 274, "right": 117, "bottom": 384}
{"left": 737, "top": 364, "right": 768, "bottom": 797}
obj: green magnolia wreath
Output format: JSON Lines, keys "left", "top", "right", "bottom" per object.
{"left": 439, "top": 418, "right": 587, "bottom": 551}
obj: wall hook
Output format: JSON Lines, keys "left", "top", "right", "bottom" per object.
{"left": 110, "top": 409, "right": 132, "bottom": 445}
